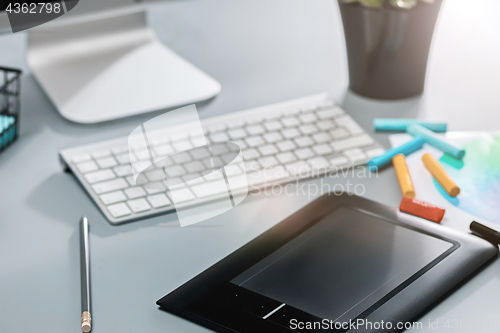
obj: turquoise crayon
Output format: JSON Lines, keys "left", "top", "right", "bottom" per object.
{"left": 367, "top": 136, "right": 426, "bottom": 172}
{"left": 373, "top": 119, "right": 447, "bottom": 132}
{"left": 407, "top": 124, "right": 465, "bottom": 159}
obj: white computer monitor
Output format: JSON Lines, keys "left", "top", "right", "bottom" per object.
{"left": 0, "top": 0, "right": 221, "bottom": 123}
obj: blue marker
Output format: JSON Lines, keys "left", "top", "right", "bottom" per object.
{"left": 407, "top": 124, "right": 465, "bottom": 159}
{"left": 373, "top": 119, "right": 447, "bottom": 132}
{"left": 367, "top": 136, "right": 426, "bottom": 172}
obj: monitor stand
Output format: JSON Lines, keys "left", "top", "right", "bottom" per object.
{"left": 27, "top": 10, "right": 221, "bottom": 124}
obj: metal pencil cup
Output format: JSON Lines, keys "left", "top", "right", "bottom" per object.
{"left": 0, "top": 66, "right": 22, "bottom": 153}
{"left": 338, "top": 0, "right": 443, "bottom": 100}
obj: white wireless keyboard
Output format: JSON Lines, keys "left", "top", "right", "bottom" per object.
{"left": 59, "top": 94, "right": 385, "bottom": 224}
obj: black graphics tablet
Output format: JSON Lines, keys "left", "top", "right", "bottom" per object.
{"left": 157, "top": 194, "right": 498, "bottom": 332}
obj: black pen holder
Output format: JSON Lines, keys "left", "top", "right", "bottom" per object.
{"left": 0, "top": 66, "right": 22, "bottom": 154}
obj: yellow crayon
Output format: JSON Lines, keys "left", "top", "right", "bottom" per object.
{"left": 422, "top": 153, "right": 460, "bottom": 197}
{"left": 392, "top": 154, "right": 415, "bottom": 198}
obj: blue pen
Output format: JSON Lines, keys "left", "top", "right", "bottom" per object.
{"left": 407, "top": 124, "right": 465, "bottom": 159}
{"left": 367, "top": 136, "right": 426, "bottom": 172}
{"left": 373, "top": 119, "right": 447, "bottom": 132}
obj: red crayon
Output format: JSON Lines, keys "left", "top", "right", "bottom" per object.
{"left": 399, "top": 197, "right": 445, "bottom": 223}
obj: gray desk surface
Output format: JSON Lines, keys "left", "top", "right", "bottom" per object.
{"left": 1, "top": 0, "right": 500, "bottom": 332}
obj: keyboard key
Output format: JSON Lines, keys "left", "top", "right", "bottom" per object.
{"left": 242, "top": 148, "right": 260, "bottom": 160}
{"left": 336, "top": 115, "right": 364, "bottom": 135}
{"left": 276, "top": 152, "right": 296, "bottom": 164}
{"left": 144, "top": 182, "right": 166, "bottom": 194}
{"left": 182, "top": 172, "right": 203, "bottom": 184}
{"left": 92, "top": 149, "right": 111, "bottom": 159}
{"left": 330, "top": 134, "right": 374, "bottom": 152}
{"left": 246, "top": 125, "right": 265, "bottom": 135}
{"left": 169, "top": 187, "right": 196, "bottom": 203}
{"left": 208, "top": 124, "right": 226, "bottom": 133}
{"left": 258, "top": 156, "right": 279, "bottom": 168}
{"left": 112, "top": 146, "right": 129, "bottom": 155}
{"left": 224, "top": 164, "right": 242, "bottom": 176}
{"left": 317, "top": 107, "right": 344, "bottom": 119}
{"left": 170, "top": 132, "right": 188, "bottom": 141}
{"left": 282, "top": 107, "right": 300, "bottom": 116}
{"left": 258, "top": 144, "right": 279, "bottom": 156}
{"left": 130, "top": 141, "right": 147, "bottom": 150}
{"left": 263, "top": 132, "right": 283, "bottom": 143}
{"left": 285, "top": 161, "right": 311, "bottom": 176}
{"left": 244, "top": 160, "right": 261, "bottom": 172}
{"left": 149, "top": 136, "right": 170, "bottom": 146}
{"left": 228, "top": 129, "right": 247, "bottom": 139}
{"left": 85, "top": 169, "right": 116, "bottom": 184}
{"left": 92, "top": 178, "right": 128, "bottom": 194}
{"left": 190, "top": 180, "right": 229, "bottom": 198}
{"left": 264, "top": 111, "right": 282, "bottom": 120}
{"left": 116, "top": 153, "right": 135, "bottom": 164}
{"left": 312, "top": 144, "right": 333, "bottom": 155}
{"left": 264, "top": 121, "right": 283, "bottom": 131}
{"left": 172, "top": 152, "right": 192, "bottom": 164}
{"left": 124, "top": 187, "right": 147, "bottom": 199}
{"left": 99, "top": 190, "right": 127, "bottom": 205}
{"left": 163, "top": 176, "right": 182, "bottom": 186}
{"left": 245, "top": 116, "right": 263, "bottom": 124}
{"left": 281, "top": 128, "right": 301, "bottom": 139}
{"left": 184, "top": 161, "right": 205, "bottom": 173}
{"left": 191, "top": 136, "right": 207, "bottom": 147}
{"left": 312, "top": 132, "right": 331, "bottom": 143}
{"left": 307, "top": 157, "right": 330, "bottom": 169}
{"left": 246, "top": 166, "right": 289, "bottom": 185}
{"left": 203, "top": 170, "right": 224, "bottom": 182}
{"left": 281, "top": 117, "right": 300, "bottom": 128}
{"left": 154, "top": 144, "right": 174, "bottom": 156}
{"left": 330, "top": 128, "right": 349, "bottom": 139}
{"left": 72, "top": 154, "right": 91, "bottom": 163}
{"left": 189, "top": 147, "right": 211, "bottom": 160}
{"left": 131, "top": 160, "right": 151, "bottom": 172}
{"left": 189, "top": 129, "right": 204, "bottom": 138}
{"left": 246, "top": 136, "right": 265, "bottom": 147}
{"left": 113, "top": 165, "right": 133, "bottom": 177}
{"left": 154, "top": 157, "right": 173, "bottom": 167}
{"left": 299, "top": 113, "right": 317, "bottom": 124}
{"left": 127, "top": 198, "right": 151, "bottom": 213}
{"left": 134, "top": 149, "right": 151, "bottom": 160}
{"left": 202, "top": 156, "right": 224, "bottom": 169}
{"left": 227, "top": 120, "right": 245, "bottom": 128}
{"left": 125, "top": 175, "right": 136, "bottom": 186}
{"left": 330, "top": 156, "right": 349, "bottom": 166}
{"left": 77, "top": 161, "right": 98, "bottom": 173}
{"left": 294, "top": 148, "right": 314, "bottom": 160}
{"left": 210, "top": 132, "right": 229, "bottom": 142}
{"left": 107, "top": 203, "right": 131, "bottom": 218}
{"left": 366, "top": 147, "right": 385, "bottom": 158}
{"left": 96, "top": 156, "right": 118, "bottom": 169}
{"left": 173, "top": 140, "right": 193, "bottom": 152}
{"left": 276, "top": 140, "right": 297, "bottom": 152}
{"left": 298, "top": 124, "right": 317, "bottom": 135}
{"left": 294, "top": 136, "right": 314, "bottom": 147}
{"left": 210, "top": 143, "right": 229, "bottom": 155}
{"left": 221, "top": 152, "right": 237, "bottom": 164}
{"left": 165, "top": 165, "right": 187, "bottom": 177}
{"left": 344, "top": 148, "right": 366, "bottom": 163}
{"left": 146, "top": 169, "right": 166, "bottom": 182}
{"left": 231, "top": 140, "right": 247, "bottom": 150}
{"left": 316, "top": 120, "right": 336, "bottom": 130}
